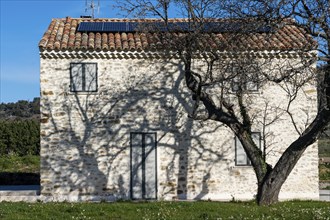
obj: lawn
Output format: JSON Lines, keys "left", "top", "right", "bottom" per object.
{"left": 0, "top": 155, "right": 39, "bottom": 173}
{"left": 0, "top": 201, "right": 329, "bottom": 220}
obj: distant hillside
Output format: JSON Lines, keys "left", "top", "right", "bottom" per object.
{"left": 0, "top": 98, "right": 39, "bottom": 120}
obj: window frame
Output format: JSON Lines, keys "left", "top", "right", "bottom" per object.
{"left": 230, "top": 65, "right": 259, "bottom": 92}
{"left": 70, "top": 63, "right": 98, "bottom": 92}
{"left": 231, "top": 76, "right": 259, "bottom": 92}
{"left": 235, "top": 132, "right": 262, "bottom": 166}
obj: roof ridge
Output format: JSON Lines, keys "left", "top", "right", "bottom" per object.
{"left": 38, "top": 17, "right": 316, "bottom": 52}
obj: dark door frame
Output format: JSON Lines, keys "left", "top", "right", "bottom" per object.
{"left": 130, "top": 132, "right": 157, "bottom": 200}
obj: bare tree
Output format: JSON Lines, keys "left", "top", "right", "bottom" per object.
{"left": 221, "top": 0, "right": 330, "bottom": 205}
{"left": 117, "top": 0, "right": 329, "bottom": 205}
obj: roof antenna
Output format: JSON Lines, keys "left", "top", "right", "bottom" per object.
{"left": 83, "top": 0, "right": 100, "bottom": 18}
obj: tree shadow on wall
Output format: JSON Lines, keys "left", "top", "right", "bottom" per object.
{"left": 40, "top": 57, "right": 232, "bottom": 201}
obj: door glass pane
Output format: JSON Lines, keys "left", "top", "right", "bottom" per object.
{"left": 144, "top": 133, "right": 156, "bottom": 199}
{"left": 131, "top": 133, "right": 143, "bottom": 199}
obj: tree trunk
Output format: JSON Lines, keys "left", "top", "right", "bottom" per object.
{"left": 255, "top": 147, "right": 305, "bottom": 206}
{"left": 256, "top": 150, "right": 304, "bottom": 206}
{"left": 183, "top": 51, "right": 330, "bottom": 206}
{"left": 257, "top": 171, "right": 284, "bottom": 205}
{"left": 256, "top": 132, "right": 316, "bottom": 205}
{"left": 257, "top": 183, "right": 280, "bottom": 205}
{"left": 256, "top": 109, "right": 330, "bottom": 205}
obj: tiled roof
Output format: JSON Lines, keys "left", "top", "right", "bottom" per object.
{"left": 39, "top": 17, "right": 316, "bottom": 52}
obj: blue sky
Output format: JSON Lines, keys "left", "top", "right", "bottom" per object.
{"left": 0, "top": 0, "right": 121, "bottom": 103}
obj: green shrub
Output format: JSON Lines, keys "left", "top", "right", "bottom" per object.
{"left": 0, "top": 119, "right": 40, "bottom": 156}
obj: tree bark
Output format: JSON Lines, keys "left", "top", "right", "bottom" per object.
{"left": 257, "top": 178, "right": 281, "bottom": 205}
{"left": 257, "top": 106, "right": 330, "bottom": 205}
{"left": 182, "top": 41, "right": 330, "bottom": 206}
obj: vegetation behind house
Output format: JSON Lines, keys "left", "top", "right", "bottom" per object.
{"left": 0, "top": 98, "right": 40, "bottom": 156}
{"left": 0, "top": 98, "right": 40, "bottom": 185}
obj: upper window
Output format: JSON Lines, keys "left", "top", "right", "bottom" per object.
{"left": 231, "top": 77, "right": 258, "bottom": 92}
{"left": 70, "top": 63, "right": 98, "bottom": 92}
{"left": 231, "top": 66, "right": 259, "bottom": 92}
{"left": 235, "top": 132, "right": 262, "bottom": 166}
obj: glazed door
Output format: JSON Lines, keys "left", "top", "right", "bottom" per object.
{"left": 130, "top": 132, "right": 157, "bottom": 200}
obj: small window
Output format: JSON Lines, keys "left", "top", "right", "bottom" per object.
{"left": 235, "top": 132, "right": 261, "bottom": 166}
{"left": 245, "top": 80, "right": 258, "bottom": 91}
{"left": 70, "top": 63, "right": 97, "bottom": 92}
{"left": 231, "top": 77, "right": 258, "bottom": 92}
{"left": 231, "top": 66, "right": 259, "bottom": 92}
{"left": 231, "top": 77, "right": 240, "bottom": 92}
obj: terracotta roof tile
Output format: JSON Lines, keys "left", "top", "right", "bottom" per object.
{"left": 81, "top": 32, "right": 87, "bottom": 49}
{"left": 74, "top": 32, "right": 81, "bottom": 49}
{"left": 134, "top": 32, "right": 142, "bottom": 51}
{"left": 115, "top": 33, "right": 121, "bottom": 50}
{"left": 140, "top": 33, "right": 148, "bottom": 49}
{"left": 39, "top": 17, "right": 317, "bottom": 52}
{"left": 121, "top": 33, "right": 128, "bottom": 50}
{"left": 88, "top": 32, "right": 95, "bottom": 49}
{"left": 101, "top": 33, "right": 108, "bottom": 50}
{"left": 95, "top": 33, "right": 101, "bottom": 50}
{"left": 108, "top": 33, "right": 115, "bottom": 50}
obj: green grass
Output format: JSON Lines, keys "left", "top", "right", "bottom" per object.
{"left": 0, "top": 155, "right": 40, "bottom": 173}
{"left": 0, "top": 201, "right": 329, "bottom": 220}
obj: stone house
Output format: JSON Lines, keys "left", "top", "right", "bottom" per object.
{"left": 38, "top": 17, "right": 319, "bottom": 202}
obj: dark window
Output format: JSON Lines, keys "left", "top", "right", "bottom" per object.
{"left": 231, "top": 66, "right": 259, "bottom": 92}
{"left": 231, "top": 77, "right": 258, "bottom": 92}
{"left": 235, "top": 132, "right": 262, "bottom": 166}
{"left": 70, "top": 63, "right": 97, "bottom": 92}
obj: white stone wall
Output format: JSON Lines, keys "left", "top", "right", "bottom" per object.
{"left": 40, "top": 55, "right": 319, "bottom": 201}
